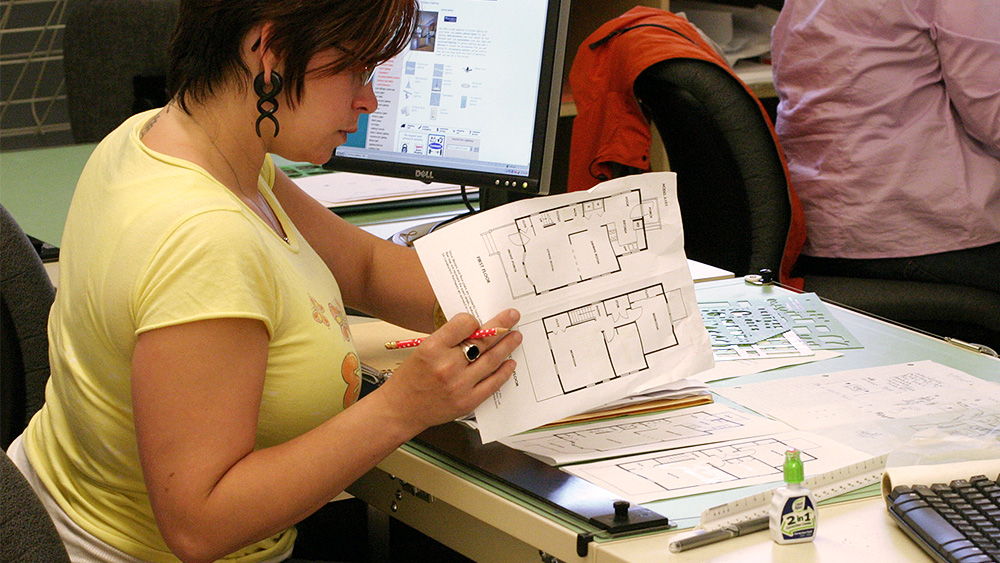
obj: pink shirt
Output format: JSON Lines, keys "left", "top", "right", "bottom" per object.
{"left": 771, "top": 0, "right": 1000, "bottom": 259}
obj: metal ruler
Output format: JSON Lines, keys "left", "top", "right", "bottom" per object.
{"left": 699, "top": 453, "right": 888, "bottom": 529}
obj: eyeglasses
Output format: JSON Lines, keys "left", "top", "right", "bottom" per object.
{"left": 356, "top": 65, "right": 376, "bottom": 86}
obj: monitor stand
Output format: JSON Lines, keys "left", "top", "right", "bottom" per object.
{"left": 389, "top": 186, "right": 536, "bottom": 247}
{"left": 389, "top": 214, "right": 467, "bottom": 247}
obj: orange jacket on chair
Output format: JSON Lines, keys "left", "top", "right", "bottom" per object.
{"left": 567, "top": 6, "right": 805, "bottom": 287}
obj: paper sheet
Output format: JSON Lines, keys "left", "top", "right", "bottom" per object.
{"left": 293, "top": 170, "right": 465, "bottom": 208}
{"left": 693, "top": 350, "right": 841, "bottom": 383}
{"left": 671, "top": 0, "right": 779, "bottom": 66}
{"left": 586, "top": 378, "right": 707, "bottom": 410}
{"left": 499, "top": 402, "right": 792, "bottom": 466}
{"left": 563, "top": 430, "right": 871, "bottom": 504}
{"left": 414, "top": 172, "right": 715, "bottom": 442}
{"left": 716, "top": 360, "right": 1000, "bottom": 456}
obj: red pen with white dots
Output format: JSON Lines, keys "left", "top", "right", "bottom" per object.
{"left": 384, "top": 327, "right": 510, "bottom": 350}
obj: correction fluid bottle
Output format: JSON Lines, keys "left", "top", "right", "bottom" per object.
{"left": 769, "top": 448, "right": 817, "bottom": 544}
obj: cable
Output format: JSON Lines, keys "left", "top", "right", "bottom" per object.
{"left": 460, "top": 184, "right": 479, "bottom": 214}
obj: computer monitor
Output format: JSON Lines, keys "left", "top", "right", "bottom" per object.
{"left": 324, "top": 0, "right": 571, "bottom": 209}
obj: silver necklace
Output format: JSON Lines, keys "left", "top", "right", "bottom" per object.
{"left": 188, "top": 110, "right": 288, "bottom": 243}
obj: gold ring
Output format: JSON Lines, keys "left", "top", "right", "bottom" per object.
{"left": 461, "top": 342, "right": 481, "bottom": 363}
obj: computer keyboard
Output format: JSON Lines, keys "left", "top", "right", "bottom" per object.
{"left": 887, "top": 474, "right": 1000, "bottom": 563}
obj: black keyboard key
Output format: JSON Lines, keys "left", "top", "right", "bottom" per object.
{"left": 953, "top": 545, "right": 988, "bottom": 561}
{"left": 893, "top": 503, "right": 969, "bottom": 548}
{"left": 980, "top": 525, "right": 999, "bottom": 535}
{"left": 971, "top": 498, "right": 992, "bottom": 508}
{"left": 940, "top": 509, "right": 961, "bottom": 521}
{"left": 972, "top": 537, "right": 998, "bottom": 551}
{"left": 956, "top": 524, "right": 978, "bottom": 536}
{"left": 890, "top": 485, "right": 914, "bottom": 497}
{"left": 968, "top": 515, "right": 989, "bottom": 529}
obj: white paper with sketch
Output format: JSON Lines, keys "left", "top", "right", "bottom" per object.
{"left": 715, "top": 360, "right": 1000, "bottom": 456}
{"left": 499, "top": 402, "right": 792, "bottom": 466}
{"left": 294, "top": 170, "right": 463, "bottom": 207}
{"left": 414, "top": 172, "right": 715, "bottom": 442}
{"left": 563, "top": 429, "right": 871, "bottom": 504}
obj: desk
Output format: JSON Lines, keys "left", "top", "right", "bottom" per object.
{"left": 0, "top": 144, "right": 94, "bottom": 249}
{"left": 346, "top": 278, "right": 999, "bottom": 563}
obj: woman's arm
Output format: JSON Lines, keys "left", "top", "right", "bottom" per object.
{"left": 133, "top": 310, "right": 521, "bottom": 563}
{"left": 272, "top": 169, "right": 438, "bottom": 333}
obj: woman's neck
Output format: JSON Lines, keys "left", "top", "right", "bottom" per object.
{"left": 140, "top": 100, "right": 285, "bottom": 239}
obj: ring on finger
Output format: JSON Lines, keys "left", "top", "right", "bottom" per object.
{"left": 461, "top": 342, "right": 481, "bottom": 363}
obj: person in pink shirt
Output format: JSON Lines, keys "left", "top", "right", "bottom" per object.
{"left": 771, "top": 0, "right": 1000, "bottom": 293}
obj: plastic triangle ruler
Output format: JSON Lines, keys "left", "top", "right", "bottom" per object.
{"left": 699, "top": 453, "right": 888, "bottom": 530}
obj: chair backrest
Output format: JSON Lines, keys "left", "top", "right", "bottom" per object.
{"left": 802, "top": 276, "right": 1000, "bottom": 353}
{"left": 1, "top": 205, "right": 56, "bottom": 450}
{"left": 633, "top": 58, "right": 796, "bottom": 278}
{"left": 1, "top": 448, "right": 72, "bottom": 562}
{"left": 63, "top": 0, "right": 178, "bottom": 143}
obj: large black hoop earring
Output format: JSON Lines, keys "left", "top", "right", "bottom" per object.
{"left": 254, "top": 71, "right": 283, "bottom": 138}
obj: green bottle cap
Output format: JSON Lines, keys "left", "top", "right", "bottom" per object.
{"left": 783, "top": 449, "right": 805, "bottom": 483}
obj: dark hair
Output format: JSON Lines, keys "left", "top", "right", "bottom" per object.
{"left": 168, "top": 0, "right": 418, "bottom": 112}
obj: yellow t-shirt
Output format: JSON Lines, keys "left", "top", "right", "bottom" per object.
{"left": 24, "top": 110, "right": 361, "bottom": 562}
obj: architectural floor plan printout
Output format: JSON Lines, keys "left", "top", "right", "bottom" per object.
{"left": 415, "top": 173, "right": 715, "bottom": 442}
{"left": 499, "top": 403, "right": 792, "bottom": 466}
{"left": 563, "top": 430, "right": 871, "bottom": 504}
{"left": 715, "top": 360, "right": 1000, "bottom": 456}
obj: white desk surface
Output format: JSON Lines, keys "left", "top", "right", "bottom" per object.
{"left": 347, "top": 278, "right": 998, "bottom": 563}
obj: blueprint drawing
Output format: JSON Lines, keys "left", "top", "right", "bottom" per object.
{"left": 563, "top": 430, "right": 871, "bottom": 504}
{"left": 416, "top": 173, "right": 715, "bottom": 441}
{"left": 716, "top": 360, "right": 1000, "bottom": 455}
{"left": 499, "top": 402, "right": 791, "bottom": 465}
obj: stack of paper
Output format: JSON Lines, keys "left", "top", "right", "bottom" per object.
{"left": 292, "top": 169, "right": 466, "bottom": 208}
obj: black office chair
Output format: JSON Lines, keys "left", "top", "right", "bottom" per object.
{"left": 1, "top": 205, "right": 56, "bottom": 451}
{"left": 0, "top": 205, "right": 69, "bottom": 562}
{"left": 1, "top": 448, "right": 71, "bottom": 562}
{"left": 801, "top": 276, "right": 1000, "bottom": 353}
{"left": 63, "top": 0, "right": 178, "bottom": 143}
{"left": 632, "top": 60, "right": 1000, "bottom": 351}
{"left": 632, "top": 57, "right": 801, "bottom": 281}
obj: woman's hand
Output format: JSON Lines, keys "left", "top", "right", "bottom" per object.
{"left": 374, "top": 308, "right": 522, "bottom": 430}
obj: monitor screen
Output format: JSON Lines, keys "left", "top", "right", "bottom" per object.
{"left": 324, "top": 0, "right": 570, "bottom": 201}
